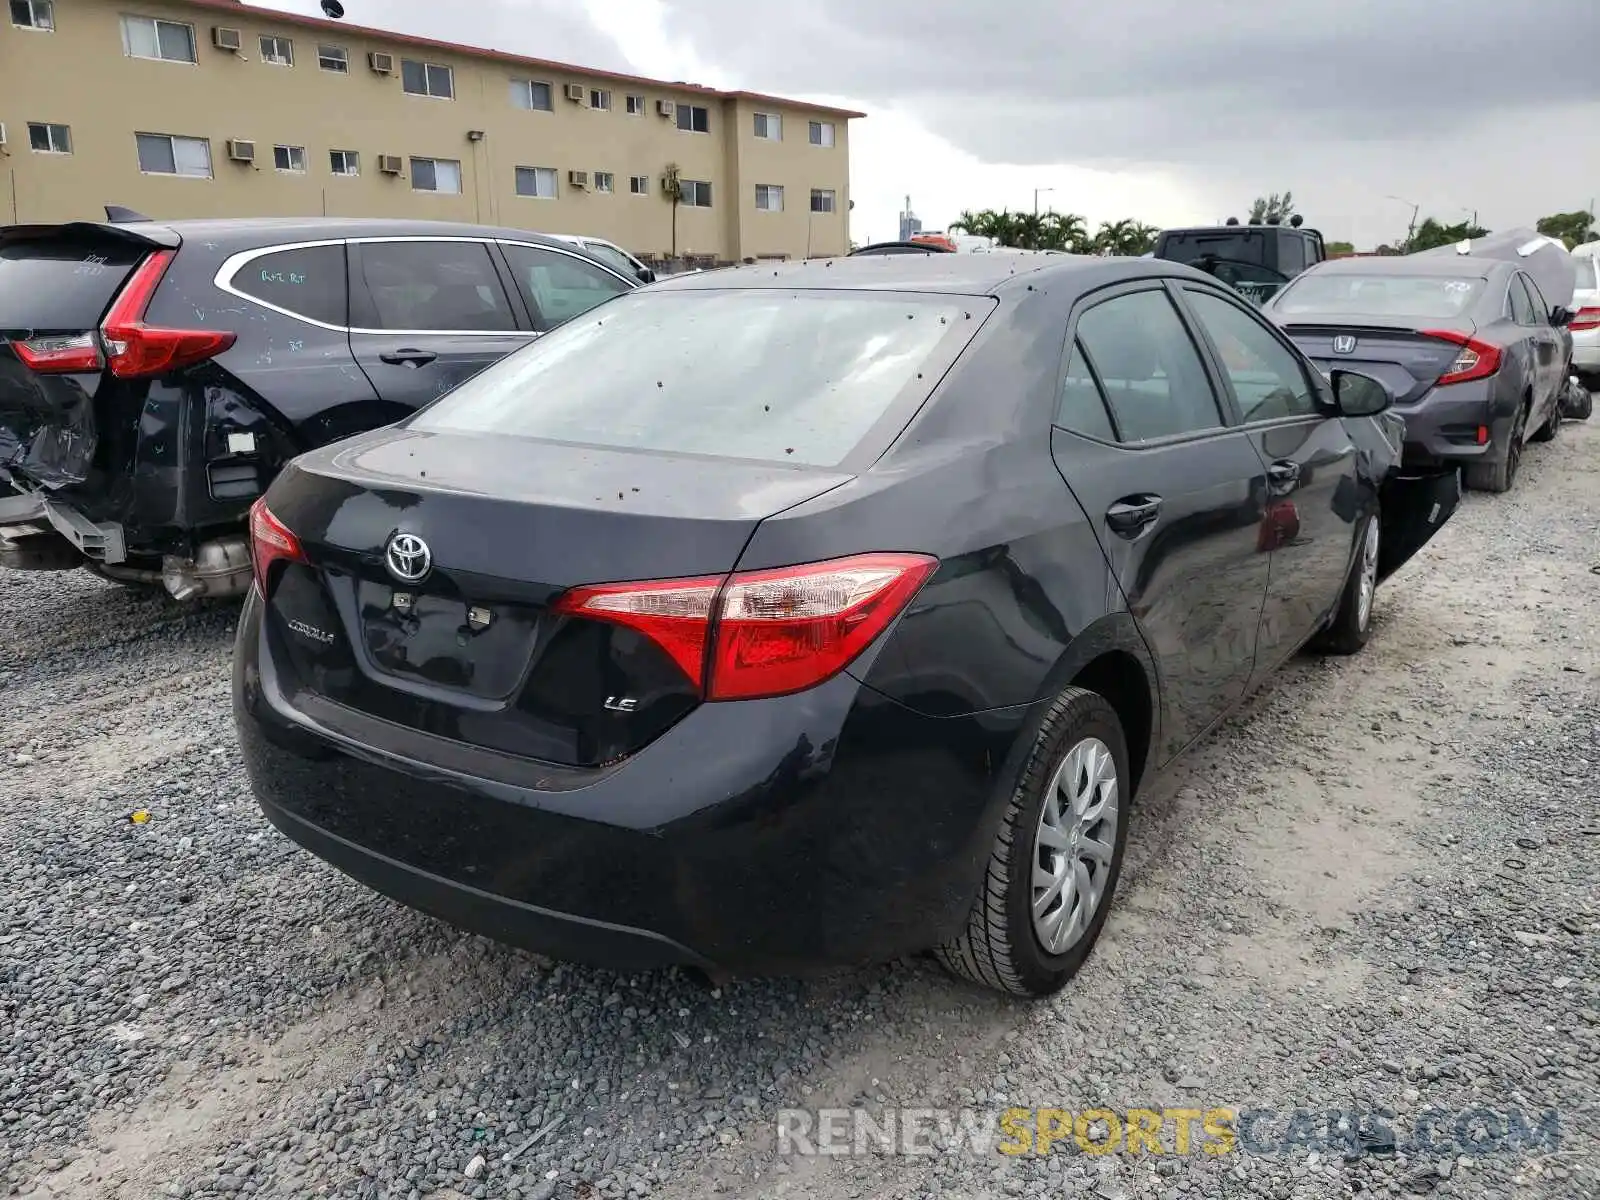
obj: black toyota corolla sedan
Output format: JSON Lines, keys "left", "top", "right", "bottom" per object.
{"left": 233, "top": 252, "right": 1461, "bottom": 997}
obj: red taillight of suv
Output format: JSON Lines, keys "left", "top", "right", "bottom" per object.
{"left": 1570, "top": 307, "right": 1600, "bottom": 332}
{"left": 13, "top": 249, "right": 237, "bottom": 378}
{"left": 248, "top": 498, "right": 308, "bottom": 593}
{"left": 554, "top": 552, "right": 939, "bottom": 701}
{"left": 1422, "top": 329, "right": 1502, "bottom": 386}
{"left": 102, "top": 250, "right": 237, "bottom": 378}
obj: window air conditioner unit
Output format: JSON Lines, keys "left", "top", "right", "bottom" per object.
{"left": 227, "top": 139, "right": 256, "bottom": 163}
{"left": 563, "top": 83, "right": 586, "bottom": 103}
{"left": 568, "top": 170, "right": 588, "bottom": 189}
{"left": 656, "top": 99, "right": 675, "bottom": 118}
{"left": 212, "top": 26, "right": 242, "bottom": 52}
{"left": 368, "top": 52, "right": 395, "bottom": 74}
{"left": 377, "top": 154, "right": 404, "bottom": 174}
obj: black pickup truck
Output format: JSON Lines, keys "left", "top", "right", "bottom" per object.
{"left": 1152, "top": 218, "right": 1326, "bottom": 305}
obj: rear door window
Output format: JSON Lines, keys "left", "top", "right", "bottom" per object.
{"left": 0, "top": 235, "right": 147, "bottom": 331}
{"left": 407, "top": 289, "right": 988, "bottom": 468}
{"left": 229, "top": 243, "right": 348, "bottom": 327}
{"left": 498, "top": 243, "right": 633, "bottom": 330}
{"left": 350, "top": 240, "right": 518, "bottom": 332}
{"left": 1073, "top": 289, "right": 1225, "bottom": 442}
{"left": 1509, "top": 274, "right": 1539, "bottom": 326}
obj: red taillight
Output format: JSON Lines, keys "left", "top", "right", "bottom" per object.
{"left": 554, "top": 552, "right": 939, "bottom": 701}
{"left": 1571, "top": 307, "right": 1600, "bottom": 332}
{"left": 1422, "top": 329, "right": 1501, "bottom": 386}
{"left": 248, "top": 498, "right": 308, "bottom": 593}
{"left": 11, "top": 333, "right": 104, "bottom": 373}
{"left": 101, "top": 249, "right": 237, "bottom": 378}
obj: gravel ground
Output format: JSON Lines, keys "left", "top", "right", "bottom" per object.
{"left": 2, "top": 412, "right": 1596, "bottom": 1200}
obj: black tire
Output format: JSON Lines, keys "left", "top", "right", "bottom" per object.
{"left": 1311, "top": 510, "right": 1380, "bottom": 656}
{"left": 1531, "top": 399, "right": 1561, "bottom": 443}
{"left": 937, "top": 686, "right": 1131, "bottom": 998}
{"left": 1464, "top": 401, "right": 1527, "bottom": 494}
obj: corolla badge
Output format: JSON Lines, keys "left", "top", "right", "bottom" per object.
{"left": 1333, "top": 335, "right": 1357, "bottom": 354}
{"left": 286, "top": 618, "right": 336, "bottom": 646}
{"left": 385, "top": 532, "right": 432, "bottom": 584}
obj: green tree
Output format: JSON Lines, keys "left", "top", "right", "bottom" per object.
{"left": 1406, "top": 216, "right": 1489, "bottom": 253}
{"left": 1093, "top": 219, "right": 1159, "bottom": 255}
{"left": 1326, "top": 240, "right": 1355, "bottom": 257}
{"left": 1248, "top": 191, "right": 1296, "bottom": 223}
{"left": 1535, "top": 210, "right": 1596, "bottom": 249}
{"left": 661, "top": 162, "right": 683, "bottom": 258}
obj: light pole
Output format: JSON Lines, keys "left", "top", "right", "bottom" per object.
{"left": 1386, "top": 194, "right": 1419, "bottom": 246}
{"left": 1034, "top": 187, "right": 1054, "bottom": 216}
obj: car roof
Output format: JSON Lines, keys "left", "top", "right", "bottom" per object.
{"left": 1302, "top": 255, "right": 1502, "bottom": 280}
{"left": 113, "top": 216, "right": 575, "bottom": 247}
{"left": 648, "top": 251, "right": 1187, "bottom": 296}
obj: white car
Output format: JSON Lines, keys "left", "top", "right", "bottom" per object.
{"left": 550, "top": 234, "right": 656, "bottom": 284}
{"left": 1569, "top": 241, "right": 1600, "bottom": 385}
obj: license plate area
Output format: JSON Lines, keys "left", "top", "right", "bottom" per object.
{"left": 356, "top": 578, "right": 539, "bottom": 699}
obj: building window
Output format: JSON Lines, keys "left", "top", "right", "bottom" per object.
{"left": 629, "top": 174, "right": 650, "bottom": 196}
{"left": 330, "top": 149, "right": 359, "bottom": 176}
{"left": 808, "top": 120, "right": 835, "bottom": 148}
{"left": 676, "top": 104, "right": 710, "bottom": 134}
{"left": 515, "top": 166, "right": 558, "bottom": 199}
{"left": 594, "top": 172, "right": 614, "bottom": 193}
{"left": 10, "top": 0, "right": 53, "bottom": 30}
{"left": 273, "top": 144, "right": 306, "bottom": 173}
{"left": 810, "top": 188, "right": 837, "bottom": 214}
{"left": 135, "top": 132, "right": 212, "bottom": 178}
{"left": 259, "top": 34, "right": 293, "bottom": 66}
{"left": 625, "top": 94, "right": 645, "bottom": 115}
{"left": 401, "top": 59, "right": 454, "bottom": 99}
{"left": 510, "top": 79, "right": 552, "bottom": 111}
{"left": 410, "top": 156, "right": 462, "bottom": 193}
{"left": 753, "top": 112, "right": 781, "bottom": 140}
{"left": 317, "top": 43, "right": 347, "bottom": 72}
{"left": 121, "top": 15, "right": 197, "bottom": 63}
{"left": 589, "top": 88, "right": 611, "bottom": 110}
{"left": 27, "top": 122, "right": 71, "bottom": 154}
{"left": 681, "top": 180, "right": 712, "bottom": 208}
{"left": 755, "top": 184, "right": 784, "bottom": 212}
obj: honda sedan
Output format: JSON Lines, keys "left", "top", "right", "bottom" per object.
{"left": 233, "top": 253, "right": 1459, "bottom": 997}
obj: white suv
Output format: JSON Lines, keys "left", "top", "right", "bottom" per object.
{"left": 550, "top": 235, "right": 655, "bottom": 284}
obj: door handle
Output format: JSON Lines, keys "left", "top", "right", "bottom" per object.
{"left": 379, "top": 348, "right": 438, "bottom": 367}
{"left": 1105, "top": 495, "right": 1162, "bottom": 539}
{"left": 1267, "top": 460, "right": 1301, "bottom": 487}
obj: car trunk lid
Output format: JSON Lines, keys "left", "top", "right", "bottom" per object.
{"left": 0, "top": 221, "right": 186, "bottom": 488}
{"left": 1278, "top": 319, "right": 1475, "bottom": 406}
{"left": 258, "top": 429, "right": 854, "bottom": 768}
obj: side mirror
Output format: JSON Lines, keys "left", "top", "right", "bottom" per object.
{"left": 638, "top": 267, "right": 657, "bottom": 284}
{"left": 1550, "top": 306, "right": 1572, "bottom": 327}
{"left": 1329, "top": 369, "right": 1394, "bottom": 417}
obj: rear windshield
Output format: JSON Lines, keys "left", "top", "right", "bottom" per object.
{"left": 0, "top": 236, "right": 146, "bottom": 331}
{"left": 1159, "top": 232, "right": 1270, "bottom": 268}
{"left": 1573, "top": 255, "right": 1600, "bottom": 292}
{"left": 408, "top": 289, "right": 986, "bottom": 467}
{"left": 1271, "top": 272, "right": 1486, "bottom": 319}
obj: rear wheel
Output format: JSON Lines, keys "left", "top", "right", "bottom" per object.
{"left": 937, "top": 687, "right": 1130, "bottom": 998}
{"left": 1531, "top": 400, "right": 1562, "bottom": 443}
{"left": 1464, "top": 402, "right": 1527, "bottom": 494}
{"left": 1311, "top": 511, "right": 1380, "bottom": 656}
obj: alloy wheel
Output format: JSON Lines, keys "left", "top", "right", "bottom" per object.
{"left": 1031, "top": 736, "right": 1120, "bottom": 955}
{"left": 1356, "top": 518, "right": 1380, "bottom": 632}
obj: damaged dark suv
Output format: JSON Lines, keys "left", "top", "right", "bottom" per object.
{"left": 0, "top": 214, "right": 638, "bottom": 599}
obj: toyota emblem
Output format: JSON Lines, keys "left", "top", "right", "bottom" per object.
{"left": 384, "top": 532, "right": 432, "bottom": 584}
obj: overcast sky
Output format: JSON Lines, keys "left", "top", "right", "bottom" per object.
{"left": 264, "top": 0, "right": 1599, "bottom": 249}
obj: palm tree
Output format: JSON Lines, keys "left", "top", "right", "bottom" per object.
{"left": 661, "top": 162, "right": 683, "bottom": 259}
{"left": 1043, "top": 212, "right": 1090, "bottom": 253}
{"left": 1092, "top": 219, "right": 1160, "bottom": 256}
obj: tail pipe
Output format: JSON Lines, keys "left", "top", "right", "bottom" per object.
{"left": 161, "top": 536, "right": 254, "bottom": 601}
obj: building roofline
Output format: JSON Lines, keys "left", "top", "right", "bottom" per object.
{"left": 188, "top": 1, "right": 868, "bottom": 119}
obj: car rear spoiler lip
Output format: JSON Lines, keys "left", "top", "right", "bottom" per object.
{"left": 0, "top": 220, "right": 181, "bottom": 251}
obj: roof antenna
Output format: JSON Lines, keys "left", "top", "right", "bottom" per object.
{"left": 104, "top": 205, "right": 151, "bottom": 223}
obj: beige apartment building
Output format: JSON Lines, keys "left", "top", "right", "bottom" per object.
{"left": 0, "top": 0, "right": 861, "bottom": 262}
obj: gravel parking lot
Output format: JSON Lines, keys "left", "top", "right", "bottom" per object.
{"left": 3, "top": 413, "right": 1597, "bottom": 1200}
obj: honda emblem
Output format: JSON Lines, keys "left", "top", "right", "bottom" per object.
{"left": 1333, "top": 335, "right": 1357, "bottom": 355}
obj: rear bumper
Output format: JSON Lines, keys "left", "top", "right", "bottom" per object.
{"left": 1391, "top": 379, "right": 1511, "bottom": 469}
{"left": 232, "top": 589, "right": 1034, "bottom": 975}
{"left": 1571, "top": 332, "right": 1600, "bottom": 375}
